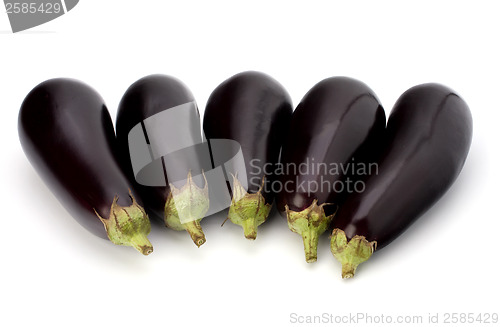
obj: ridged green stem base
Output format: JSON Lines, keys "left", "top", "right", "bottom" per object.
{"left": 286, "top": 200, "right": 335, "bottom": 263}
{"left": 165, "top": 171, "right": 209, "bottom": 247}
{"left": 330, "top": 229, "right": 377, "bottom": 278}
{"left": 95, "top": 192, "right": 153, "bottom": 256}
{"left": 227, "top": 175, "right": 271, "bottom": 240}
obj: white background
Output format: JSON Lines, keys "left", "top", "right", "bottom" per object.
{"left": 1, "top": 1, "right": 499, "bottom": 326}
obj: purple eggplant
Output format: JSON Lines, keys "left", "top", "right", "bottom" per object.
{"left": 277, "top": 77, "right": 386, "bottom": 262}
{"left": 203, "top": 71, "right": 293, "bottom": 239}
{"left": 330, "top": 83, "right": 473, "bottom": 278}
{"left": 18, "top": 78, "right": 153, "bottom": 255}
{"left": 116, "top": 75, "right": 209, "bottom": 247}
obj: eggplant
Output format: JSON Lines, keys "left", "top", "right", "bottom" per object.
{"left": 330, "top": 83, "right": 473, "bottom": 278}
{"left": 203, "top": 71, "right": 293, "bottom": 239}
{"left": 18, "top": 78, "right": 153, "bottom": 255}
{"left": 277, "top": 77, "right": 386, "bottom": 262}
{"left": 116, "top": 75, "right": 209, "bottom": 247}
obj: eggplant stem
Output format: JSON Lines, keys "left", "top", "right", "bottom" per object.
{"left": 302, "top": 228, "right": 320, "bottom": 263}
{"left": 285, "top": 200, "right": 335, "bottom": 263}
{"left": 241, "top": 217, "right": 258, "bottom": 240}
{"left": 330, "top": 229, "right": 377, "bottom": 278}
{"left": 95, "top": 194, "right": 153, "bottom": 256}
{"left": 130, "top": 234, "right": 154, "bottom": 255}
{"left": 164, "top": 171, "right": 209, "bottom": 247}
{"left": 227, "top": 175, "right": 271, "bottom": 240}
{"left": 183, "top": 220, "right": 206, "bottom": 247}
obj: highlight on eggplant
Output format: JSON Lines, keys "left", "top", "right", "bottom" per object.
{"left": 330, "top": 83, "right": 473, "bottom": 278}
{"left": 116, "top": 74, "right": 209, "bottom": 247}
{"left": 203, "top": 71, "right": 293, "bottom": 240}
{"left": 277, "top": 77, "right": 386, "bottom": 263}
{"left": 18, "top": 78, "right": 153, "bottom": 255}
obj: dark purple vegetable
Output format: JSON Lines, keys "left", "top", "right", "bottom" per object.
{"left": 203, "top": 71, "right": 293, "bottom": 239}
{"left": 116, "top": 74, "right": 209, "bottom": 247}
{"left": 277, "top": 77, "right": 386, "bottom": 262}
{"left": 331, "top": 83, "right": 473, "bottom": 278}
{"left": 18, "top": 78, "right": 153, "bottom": 255}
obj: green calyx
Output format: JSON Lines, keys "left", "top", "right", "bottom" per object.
{"left": 96, "top": 192, "right": 153, "bottom": 256}
{"left": 330, "top": 228, "right": 377, "bottom": 279}
{"left": 286, "top": 200, "right": 335, "bottom": 263}
{"left": 165, "top": 171, "right": 209, "bottom": 247}
{"left": 227, "top": 175, "right": 271, "bottom": 240}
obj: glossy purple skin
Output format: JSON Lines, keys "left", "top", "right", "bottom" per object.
{"left": 116, "top": 74, "right": 200, "bottom": 221}
{"left": 276, "top": 77, "right": 386, "bottom": 215}
{"left": 203, "top": 71, "right": 293, "bottom": 203}
{"left": 18, "top": 78, "right": 138, "bottom": 239}
{"left": 332, "top": 83, "right": 473, "bottom": 250}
